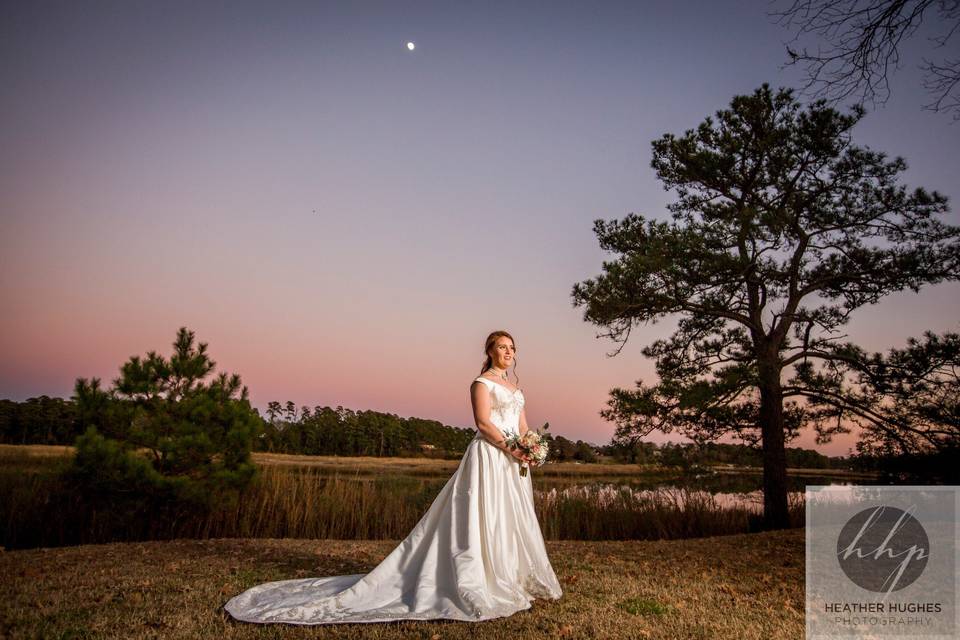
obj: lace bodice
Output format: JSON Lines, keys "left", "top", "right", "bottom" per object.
{"left": 473, "top": 376, "right": 525, "bottom": 436}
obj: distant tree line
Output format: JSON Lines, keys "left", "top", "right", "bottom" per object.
{"left": 1, "top": 394, "right": 938, "bottom": 472}
{"left": 601, "top": 439, "right": 843, "bottom": 470}
{"left": 543, "top": 432, "right": 601, "bottom": 463}
{"left": 0, "top": 393, "right": 601, "bottom": 462}
{"left": 258, "top": 401, "right": 476, "bottom": 458}
{"left": 0, "top": 396, "right": 477, "bottom": 459}
{"left": 0, "top": 395, "right": 75, "bottom": 445}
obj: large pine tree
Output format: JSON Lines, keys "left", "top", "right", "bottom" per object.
{"left": 572, "top": 84, "right": 960, "bottom": 528}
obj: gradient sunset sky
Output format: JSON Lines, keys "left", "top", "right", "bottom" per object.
{"left": 2, "top": 1, "right": 958, "bottom": 456}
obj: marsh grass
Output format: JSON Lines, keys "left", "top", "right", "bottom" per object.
{"left": 2, "top": 445, "right": 802, "bottom": 550}
{"left": 539, "top": 485, "right": 804, "bottom": 539}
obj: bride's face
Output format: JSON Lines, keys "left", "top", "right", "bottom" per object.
{"left": 490, "top": 338, "right": 515, "bottom": 369}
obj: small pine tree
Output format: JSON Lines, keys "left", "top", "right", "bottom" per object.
{"left": 66, "top": 327, "right": 260, "bottom": 510}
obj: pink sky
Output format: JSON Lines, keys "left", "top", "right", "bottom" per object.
{"left": 2, "top": 2, "right": 958, "bottom": 457}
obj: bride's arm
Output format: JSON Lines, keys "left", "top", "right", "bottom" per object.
{"left": 470, "top": 381, "right": 511, "bottom": 452}
{"left": 518, "top": 406, "right": 529, "bottom": 437}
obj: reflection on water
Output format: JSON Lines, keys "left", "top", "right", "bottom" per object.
{"left": 535, "top": 483, "right": 806, "bottom": 513}
{"left": 310, "top": 468, "right": 863, "bottom": 514}
{"left": 306, "top": 468, "right": 866, "bottom": 496}
{"left": 536, "top": 471, "right": 865, "bottom": 495}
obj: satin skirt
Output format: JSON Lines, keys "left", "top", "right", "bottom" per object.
{"left": 223, "top": 433, "right": 563, "bottom": 625}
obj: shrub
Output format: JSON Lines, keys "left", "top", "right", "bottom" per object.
{"left": 65, "top": 327, "right": 260, "bottom": 515}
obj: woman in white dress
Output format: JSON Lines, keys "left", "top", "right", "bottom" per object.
{"left": 223, "top": 330, "right": 563, "bottom": 625}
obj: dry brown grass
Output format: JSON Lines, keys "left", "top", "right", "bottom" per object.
{"left": 2, "top": 443, "right": 875, "bottom": 480}
{"left": 1, "top": 528, "right": 805, "bottom": 640}
{"left": 0, "top": 444, "right": 74, "bottom": 458}
{"left": 0, "top": 443, "right": 676, "bottom": 478}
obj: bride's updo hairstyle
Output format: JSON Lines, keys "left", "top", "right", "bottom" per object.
{"left": 480, "top": 330, "right": 520, "bottom": 387}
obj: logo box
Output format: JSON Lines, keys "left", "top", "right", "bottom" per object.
{"left": 806, "top": 486, "right": 958, "bottom": 639}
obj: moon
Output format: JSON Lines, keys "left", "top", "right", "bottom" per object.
{"left": 406, "top": 41, "right": 415, "bottom": 51}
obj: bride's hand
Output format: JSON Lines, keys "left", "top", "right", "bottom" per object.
{"left": 508, "top": 447, "right": 531, "bottom": 464}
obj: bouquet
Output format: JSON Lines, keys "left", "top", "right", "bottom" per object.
{"left": 503, "top": 430, "right": 549, "bottom": 476}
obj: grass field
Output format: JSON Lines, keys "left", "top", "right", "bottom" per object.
{"left": 1, "top": 528, "right": 805, "bottom": 640}
{"left": 0, "top": 442, "right": 877, "bottom": 480}
{"left": 0, "top": 443, "right": 686, "bottom": 478}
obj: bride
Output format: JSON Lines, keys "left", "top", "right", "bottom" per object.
{"left": 224, "top": 330, "right": 563, "bottom": 625}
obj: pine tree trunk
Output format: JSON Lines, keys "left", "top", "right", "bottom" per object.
{"left": 758, "top": 360, "right": 790, "bottom": 529}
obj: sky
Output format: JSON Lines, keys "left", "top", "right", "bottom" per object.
{"left": 2, "top": 0, "right": 958, "bottom": 456}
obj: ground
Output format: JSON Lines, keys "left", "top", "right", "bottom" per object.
{"left": 1, "top": 528, "right": 804, "bottom": 640}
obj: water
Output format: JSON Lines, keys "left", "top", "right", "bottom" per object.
{"left": 535, "top": 469, "right": 869, "bottom": 494}
{"left": 535, "top": 483, "right": 806, "bottom": 513}
{"left": 305, "top": 466, "right": 869, "bottom": 512}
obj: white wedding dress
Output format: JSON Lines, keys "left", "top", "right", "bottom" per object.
{"left": 223, "top": 375, "right": 563, "bottom": 625}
